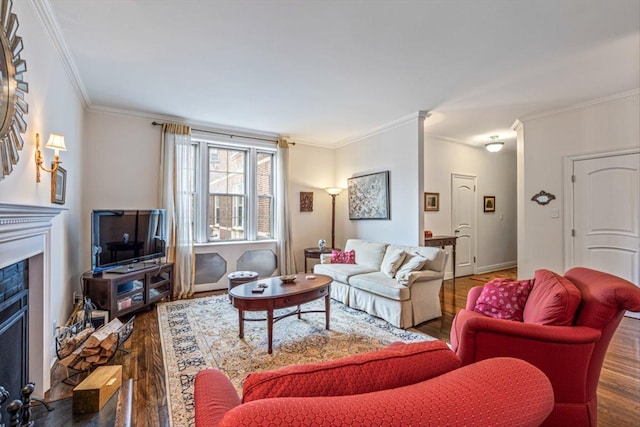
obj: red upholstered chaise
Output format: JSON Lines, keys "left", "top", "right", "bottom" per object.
{"left": 451, "top": 267, "right": 640, "bottom": 427}
{"left": 194, "top": 340, "right": 554, "bottom": 427}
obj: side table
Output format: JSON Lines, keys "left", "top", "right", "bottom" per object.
{"left": 424, "top": 236, "right": 457, "bottom": 310}
{"left": 303, "top": 247, "right": 340, "bottom": 273}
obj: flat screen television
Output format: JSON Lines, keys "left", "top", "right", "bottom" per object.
{"left": 91, "top": 209, "right": 167, "bottom": 272}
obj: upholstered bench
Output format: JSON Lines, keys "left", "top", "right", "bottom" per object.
{"left": 227, "top": 271, "right": 258, "bottom": 301}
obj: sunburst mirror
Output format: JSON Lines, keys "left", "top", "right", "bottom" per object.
{"left": 0, "top": 0, "right": 28, "bottom": 180}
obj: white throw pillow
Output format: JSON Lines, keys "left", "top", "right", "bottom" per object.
{"left": 396, "top": 253, "right": 428, "bottom": 284}
{"left": 381, "top": 249, "right": 406, "bottom": 278}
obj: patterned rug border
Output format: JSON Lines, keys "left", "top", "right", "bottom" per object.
{"left": 157, "top": 294, "right": 436, "bottom": 427}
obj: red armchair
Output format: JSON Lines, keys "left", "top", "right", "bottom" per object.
{"left": 450, "top": 267, "right": 640, "bottom": 427}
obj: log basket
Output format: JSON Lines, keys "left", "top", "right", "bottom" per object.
{"left": 55, "top": 315, "right": 135, "bottom": 386}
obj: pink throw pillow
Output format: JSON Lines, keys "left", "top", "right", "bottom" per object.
{"left": 474, "top": 278, "right": 534, "bottom": 321}
{"left": 331, "top": 249, "right": 355, "bottom": 264}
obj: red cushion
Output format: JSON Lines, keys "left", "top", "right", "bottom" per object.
{"left": 523, "top": 269, "right": 582, "bottom": 325}
{"left": 474, "top": 278, "right": 534, "bottom": 321}
{"left": 194, "top": 369, "right": 241, "bottom": 427}
{"left": 241, "top": 340, "right": 460, "bottom": 403}
{"left": 331, "top": 249, "right": 355, "bottom": 264}
{"left": 219, "top": 358, "right": 554, "bottom": 427}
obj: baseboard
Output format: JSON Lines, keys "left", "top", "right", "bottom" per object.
{"left": 475, "top": 261, "right": 518, "bottom": 275}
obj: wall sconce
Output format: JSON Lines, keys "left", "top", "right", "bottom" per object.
{"left": 35, "top": 133, "right": 66, "bottom": 183}
{"left": 485, "top": 135, "right": 504, "bottom": 152}
{"left": 324, "top": 187, "right": 344, "bottom": 250}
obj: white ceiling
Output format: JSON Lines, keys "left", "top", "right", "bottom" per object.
{"left": 46, "top": 0, "right": 640, "bottom": 149}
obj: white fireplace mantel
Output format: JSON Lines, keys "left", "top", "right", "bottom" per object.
{"left": 0, "top": 202, "right": 66, "bottom": 244}
{"left": 0, "top": 202, "right": 65, "bottom": 397}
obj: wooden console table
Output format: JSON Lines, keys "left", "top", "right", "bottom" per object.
{"left": 424, "top": 236, "right": 457, "bottom": 308}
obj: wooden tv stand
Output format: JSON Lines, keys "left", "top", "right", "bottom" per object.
{"left": 82, "top": 262, "right": 174, "bottom": 319}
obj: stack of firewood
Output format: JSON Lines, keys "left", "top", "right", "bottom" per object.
{"left": 58, "top": 318, "right": 124, "bottom": 372}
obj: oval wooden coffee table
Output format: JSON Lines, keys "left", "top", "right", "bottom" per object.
{"left": 229, "top": 274, "right": 332, "bottom": 354}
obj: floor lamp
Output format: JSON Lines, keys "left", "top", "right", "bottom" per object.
{"left": 325, "top": 187, "right": 343, "bottom": 250}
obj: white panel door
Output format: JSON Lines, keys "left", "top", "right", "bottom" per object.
{"left": 452, "top": 174, "right": 476, "bottom": 277}
{"left": 573, "top": 153, "right": 640, "bottom": 288}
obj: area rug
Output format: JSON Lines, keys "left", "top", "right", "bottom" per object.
{"left": 158, "top": 295, "right": 435, "bottom": 427}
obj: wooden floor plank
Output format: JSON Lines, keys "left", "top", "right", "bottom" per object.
{"left": 46, "top": 268, "right": 639, "bottom": 427}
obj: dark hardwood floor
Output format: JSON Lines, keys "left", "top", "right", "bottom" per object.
{"left": 46, "top": 269, "right": 640, "bottom": 427}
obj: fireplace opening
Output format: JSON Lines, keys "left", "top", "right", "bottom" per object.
{"left": 0, "top": 260, "right": 29, "bottom": 417}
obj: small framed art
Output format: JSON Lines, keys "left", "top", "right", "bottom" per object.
{"left": 300, "top": 191, "right": 313, "bottom": 212}
{"left": 424, "top": 192, "right": 439, "bottom": 211}
{"left": 484, "top": 196, "right": 495, "bottom": 212}
{"left": 52, "top": 166, "right": 67, "bottom": 205}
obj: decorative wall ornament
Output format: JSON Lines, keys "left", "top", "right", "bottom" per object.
{"left": 0, "top": 0, "right": 29, "bottom": 180}
{"left": 299, "top": 191, "right": 313, "bottom": 212}
{"left": 531, "top": 190, "right": 556, "bottom": 205}
{"left": 348, "top": 171, "right": 390, "bottom": 220}
{"left": 484, "top": 196, "right": 496, "bottom": 212}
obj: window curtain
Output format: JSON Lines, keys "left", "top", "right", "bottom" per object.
{"left": 276, "top": 138, "right": 296, "bottom": 274}
{"left": 159, "top": 123, "right": 194, "bottom": 298}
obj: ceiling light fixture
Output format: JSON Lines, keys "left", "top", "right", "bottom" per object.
{"left": 485, "top": 136, "right": 504, "bottom": 152}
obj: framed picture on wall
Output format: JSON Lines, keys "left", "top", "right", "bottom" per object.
{"left": 484, "top": 196, "right": 495, "bottom": 212}
{"left": 424, "top": 192, "right": 439, "bottom": 211}
{"left": 52, "top": 166, "right": 67, "bottom": 205}
{"left": 347, "top": 171, "right": 390, "bottom": 220}
{"left": 300, "top": 191, "right": 313, "bottom": 212}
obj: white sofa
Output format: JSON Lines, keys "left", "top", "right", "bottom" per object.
{"left": 313, "top": 239, "right": 448, "bottom": 328}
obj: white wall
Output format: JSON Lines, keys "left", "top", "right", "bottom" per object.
{"left": 334, "top": 116, "right": 424, "bottom": 247}
{"left": 424, "top": 135, "right": 518, "bottom": 277}
{"left": 517, "top": 91, "right": 640, "bottom": 278}
{"left": 83, "top": 112, "right": 337, "bottom": 277}
{"left": 0, "top": 2, "right": 85, "bottom": 365}
{"left": 82, "top": 111, "right": 162, "bottom": 268}
{"left": 288, "top": 143, "right": 335, "bottom": 273}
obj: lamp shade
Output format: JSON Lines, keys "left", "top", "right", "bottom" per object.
{"left": 325, "top": 187, "right": 343, "bottom": 196}
{"left": 324, "top": 187, "right": 344, "bottom": 196}
{"left": 45, "top": 133, "right": 67, "bottom": 151}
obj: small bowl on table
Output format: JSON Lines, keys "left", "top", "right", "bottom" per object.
{"left": 279, "top": 275, "right": 297, "bottom": 283}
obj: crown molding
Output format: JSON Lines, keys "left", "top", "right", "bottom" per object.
{"left": 511, "top": 119, "right": 523, "bottom": 132}
{"left": 333, "top": 110, "right": 431, "bottom": 148}
{"left": 425, "top": 133, "right": 466, "bottom": 145}
{"left": 518, "top": 88, "right": 639, "bottom": 123}
{"left": 425, "top": 133, "right": 491, "bottom": 151}
{"left": 87, "top": 104, "right": 285, "bottom": 141}
{"left": 29, "top": 0, "right": 91, "bottom": 108}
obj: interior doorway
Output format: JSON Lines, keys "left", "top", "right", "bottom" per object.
{"left": 568, "top": 150, "right": 639, "bottom": 317}
{"left": 451, "top": 173, "right": 477, "bottom": 277}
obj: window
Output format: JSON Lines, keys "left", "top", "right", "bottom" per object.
{"left": 191, "top": 136, "right": 275, "bottom": 243}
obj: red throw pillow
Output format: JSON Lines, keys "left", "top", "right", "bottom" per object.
{"left": 523, "top": 269, "right": 581, "bottom": 325}
{"left": 331, "top": 249, "right": 355, "bottom": 264}
{"left": 474, "top": 278, "right": 534, "bottom": 321}
{"left": 241, "top": 340, "right": 460, "bottom": 402}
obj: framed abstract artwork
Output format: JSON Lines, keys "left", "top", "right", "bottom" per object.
{"left": 347, "top": 171, "right": 390, "bottom": 220}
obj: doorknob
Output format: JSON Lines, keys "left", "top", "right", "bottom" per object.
{"left": 454, "top": 230, "right": 460, "bottom": 233}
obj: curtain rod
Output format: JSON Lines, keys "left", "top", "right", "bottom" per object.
{"left": 151, "top": 121, "right": 294, "bottom": 145}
